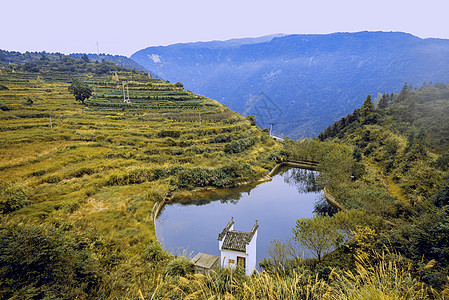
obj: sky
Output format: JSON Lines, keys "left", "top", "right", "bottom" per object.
{"left": 2, "top": 0, "right": 449, "bottom": 57}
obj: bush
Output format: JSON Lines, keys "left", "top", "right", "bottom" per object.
{"left": 0, "top": 183, "right": 29, "bottom": 214}
{"left": 164, "top": 256, "right": 193, "bottom": 276}
{"left": 224, "top": 137, "right": 257, "bottom": 154}
{"left": 144, "top": 240, "right": 168, "bottom": 264}
{"left": 0, "top": 224, "right": 101, "bottom": 299}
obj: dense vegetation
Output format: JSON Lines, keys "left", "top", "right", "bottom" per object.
{"left": 0, "top": 56, "right": 278, "bottom": 298}
{"left": 0, "top": 49, "right": 149, "bottom": 74}
{"left": 1, "top": 50, "right": 449, "bottom": 299}
{"left": 257, "top": 83, "right": 449, "bottom": 298}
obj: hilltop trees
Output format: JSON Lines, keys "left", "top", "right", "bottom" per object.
{"left": 68, "top": 78, "right": 92, "bottom": 104}
{"left": 292, "top": 214, "right": 342, "bottom": 261}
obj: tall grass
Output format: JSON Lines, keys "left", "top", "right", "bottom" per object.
{"left": 148, "top": 251, "right": 437, "bottom": 300}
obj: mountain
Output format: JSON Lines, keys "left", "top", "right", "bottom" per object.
{"left": 0, "top": 49, "right": 153, "bottom": 76}
{"left": 130, "top": 31, "right": 449, "bottom": 138}
{"left": 69, "top": 53, "right": 153, "bottom": 74}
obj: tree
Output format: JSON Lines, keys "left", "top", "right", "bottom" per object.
{"left": 377, "top": 93, "right": 389, "bottom": 110}
{"left": 68, "top": 78, "right": 92, "bottom": 104}
{"left": 292, "top": 214, "right": 342, "bottom": 261}
{"left": 360, "top": 95, "right": 379, "bottom": 125}
{"left": 245, "top": 115, "right": 256, "bottom": 126}
{"left": 0, "top": 224, "right": 100, "bottom": 298}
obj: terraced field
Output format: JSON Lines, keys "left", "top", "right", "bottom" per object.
{"left": 0, "top": 68, "right": 279, "bottom": 295}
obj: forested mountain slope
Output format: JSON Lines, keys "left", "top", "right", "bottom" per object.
{"left": 309, "top": 83, "right": 449, "bottom": 291}
{"left": 0, "top": 49, "right": 150, "bottom": 74}
{"left": 131, "top": 31, "right": 449, "bottom": 138}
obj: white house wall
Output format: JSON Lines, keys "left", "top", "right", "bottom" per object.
{"left": 246, "top": 230, "right": 257, "bottom": 276}
{"left": 220, "top": 235, "right": 257, "bottom": 276}
{"left": 220, "top": 249, "right": 249, "bottom": 274}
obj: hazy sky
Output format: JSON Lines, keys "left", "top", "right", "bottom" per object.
{"left": 3, "top": 0, "right": 449, "bottom": 57}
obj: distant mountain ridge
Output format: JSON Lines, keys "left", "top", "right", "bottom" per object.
{"left": 0, "top": 49, "right": 151, "bottom": 76}
{"left": 69, "top": 53, "right": 150, "bottom": 73}
{"left": 131, "top": 31, "right": 449, "bottom": 138}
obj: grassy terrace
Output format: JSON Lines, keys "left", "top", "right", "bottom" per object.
{"left": 0, "top": 68, "right": 279, "bottom": 296}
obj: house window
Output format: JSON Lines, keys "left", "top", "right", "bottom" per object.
{"left": 237, "top": 256, "right": 246, "bottom": 269}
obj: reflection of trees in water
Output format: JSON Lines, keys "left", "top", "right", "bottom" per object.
{"left": 174, "top": 183, "right": 256, "bottom": 206}
{"left": 283, "top": 168, "right": 322, "bottom": 193}
{"left": 172, "top": 168, "right": 321, "bottom": 208}
{"left": 313, "top": 198, "right": 338, "bottom": 216}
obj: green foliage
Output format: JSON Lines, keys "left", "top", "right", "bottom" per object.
{"left": 0, "top": 63, "right": 278, "bottom": 297}
{"left": 431, "top": 177, "right": 449, "bottom": 208}
{"left": 385, "top": 209, "right": 449, "bottom": 286}
{"left": 68, "top": 78, "right": 92, "bottom": 104}
{"left": 164, "top": 256, "right": 194, "bottom": 277}
{"left": 143, "top": 240, "right": 168, "bottom": 264}
{"left": 224, "top": 137, "right": 258, "bottom": 154}
{"left": 333, "top": 209, "right": 384, "bottom": 241}
{"left": 0, "top": 183, "right": 29, "bottom": 214}
{"left": 0, "top": 223, "right": 100, "bottom": 299}
{"left": 292, "top": 214, "right": 342, "bottom": 261}
{"left": 434, "top": 152, "right": 449, "bottom": 171}
{"left": 245, "top": 115, "right": 256, "bottom": 126}
{"left": 360, "top": 94, "right": 378, "bottom": 125}
{"left": 318, "top": 146, "right": 353, "bottom": 191}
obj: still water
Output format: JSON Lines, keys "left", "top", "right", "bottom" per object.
{"left": 155, "top": 167, "right": 323, "bottom": 264}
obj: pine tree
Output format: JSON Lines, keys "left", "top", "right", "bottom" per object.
{"left": 360, "top": 95, "right": 374, "bottom": 117}
{"left": 82, "top": 54, "right": 89, "bottom": 63}
{"left": 360, "top": 95, "right": 378, "bottom": 125}
{"left": 377, "top": 93, "right": 389, "bottom": 110}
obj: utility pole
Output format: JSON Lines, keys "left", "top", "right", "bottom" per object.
{"left": 269, "top": 122, "right": 273, "bottom": 136}
{"left": 127, "top": 82, "right": 130, "bottom": 102}
{"left": 199, "top": 112, "right": 201, "bottom": 126}
{"left": 123, "top": 82, "right": 126, "bottom": 102}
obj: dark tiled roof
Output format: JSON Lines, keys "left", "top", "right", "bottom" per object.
{"left": 222, "top": 231, "right": 251, "bottom": 252}
{"left": 218, "top": 218, "right": 234, "bottom": 241}
{"left": 221, "top": 222, "right": 259, "bottom": 252}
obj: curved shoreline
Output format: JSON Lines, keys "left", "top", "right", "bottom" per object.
{"left": 151, "top": 159, "right": 330, "bottom": 223}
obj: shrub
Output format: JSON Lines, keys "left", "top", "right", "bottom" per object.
{"left": 224, "top": 137, "right": 257, "bottom": 154}
{"left": 144, "top": 240, "right": 168, "bottom": 264}
{"left": 0, "top": 224, "right": 101, "bottom": 299}
{"left": 0, "top": 183, "right": 29, "bottom": 214}
{"left": 164, "top": 256, "right": 193, "bottom": 276}
{"left": 158, "top": 130, "right": 181, "bottom": 138}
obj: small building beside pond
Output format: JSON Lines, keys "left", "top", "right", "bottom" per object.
{"left": 218, "top": 217, "right": 259, "bottom": 276}
{"left": 191, "top": 252, "right": 219, "bottom": 274}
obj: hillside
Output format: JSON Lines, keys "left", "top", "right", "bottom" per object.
{"left": 69, "top": 53, "right": 152, "bottom": 73}
{"left": 308, "top": 85, "right": 449, "bottom": 291}
{"left": 131, "top": 31, "right": 449, "bottom": 138}
{"left": 319, "top": 82, "right": 449, "bottom": 152}
{"left": 0, "top": 59, "right": 279, "bottom": 298}
{"left": 0, "top": 49, "right": 149, "bottom": 74}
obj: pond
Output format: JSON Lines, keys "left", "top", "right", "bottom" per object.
{"left": 155, "top": 166, "right": 324, "bottom": 265}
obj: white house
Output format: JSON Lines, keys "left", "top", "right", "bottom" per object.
{"left": 218, "top": 217, "right": 258, "bottom": 276}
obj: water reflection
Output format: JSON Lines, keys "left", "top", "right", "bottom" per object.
{"left": 156, "top": 167, "right": 324, "bottom": 264}
{"left": 282, "top": 168, "right": 322, "bottom": 193}
{"left": 313, "top": 199, "right": 338, "bottom": 216}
